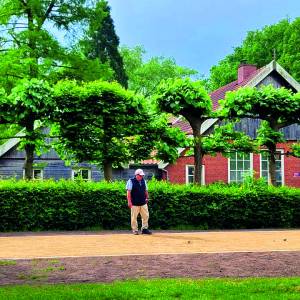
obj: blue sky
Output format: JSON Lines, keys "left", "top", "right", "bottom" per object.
{"left": 108, "top": 0, "right": 300, "bottom": 76}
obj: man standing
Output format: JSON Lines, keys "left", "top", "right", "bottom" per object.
{"left": 126, "top": 169, "right": 152, "bottom": 235}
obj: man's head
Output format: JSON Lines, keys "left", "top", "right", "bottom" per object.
{"left": 135, "top": 168, "right": 145, "bottom": 181}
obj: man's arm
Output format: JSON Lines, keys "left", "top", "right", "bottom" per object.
{"left": 127, "top": 190, "right": 132, "bottom": 208}
{"left": 126, "top": 179, "right": 133, "bottom": 208}
{"left": 145, "top": 190, "right": 149, "bottom": 203}
{"left": 145, "top": 180, "right": 149, "bottom": 203}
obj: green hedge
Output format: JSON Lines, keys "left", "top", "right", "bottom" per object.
{"left": 0, "top": 179, "right": 299, "bottom": 231}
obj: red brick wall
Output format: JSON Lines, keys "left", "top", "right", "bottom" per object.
{"left": 165, "top": 143, "right": 300, "bottom": 187}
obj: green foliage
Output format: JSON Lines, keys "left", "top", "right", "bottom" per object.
{"left": 150, "top": 116, "right": 189, "bottom": 163}
{"left": 6, "top": 79, "right": 54, "bottom": 125}
{"left": 208, "top": 18, "right": 300, "bottom": 90}
{"left": 291, "top": 143, "right": 300, "bottom": 157}
{"left": 219, "top": 85, "right": 299, "bottom": 185}
{"left": 202, "top": 123, "right": 257, "bottom": 155}
{"left": 219, "top": 85, "right": 299, "bottom": 150}
{"left": 0, "top": 78, "right": 55, "bottom": 149}
{"left": 120, "top": 46, "right": 199, "bottom": 97}
{"left": 53, "top": 80, "right": 144, "bottom": 165}
{"left": 155, "top": 78, "right": 213, "bottom": 184}
{"left": 0, "top": 124, "right": 21, "bottom": 145}
{"left": 53, "top": 80, "right": 187, "bottom": 174}
{"left": 80, "top": 0, "right": 128, "bottom": 87}
{"left": 256, "top": 121, "right": 285, "bottom": 148}
{"left": 0, "top": 0, "right": 92, "bottom": 90}
{"left": 156, "top": 78, "right": 212, "bottom": 119}
{"left": 53, "top": 49, "right": 114, "bottom": 82}
{"left": 220, "top": 85, "right": 298, "bottom": 124}
{"left": 0, "top": 179, "right": 299, "bottom": 231}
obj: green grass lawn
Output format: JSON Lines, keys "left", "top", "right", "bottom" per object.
{"left": 1, "top": 278, "right": 300, "bottom": 300}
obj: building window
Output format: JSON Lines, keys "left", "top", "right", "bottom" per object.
{"left": 23, "top": 169, "right": 44, "bottom": 180}
{"left": 185, "top": 165, "right": 205, "bottom": 185}
{"left": 72, "top": 168, "right": 91, "bottom": 181}
{"left": 260, "top": 150, "right": 284, "bottom": 186}
{"left": 229, "top": 152, "right": 252, "bottom": 183}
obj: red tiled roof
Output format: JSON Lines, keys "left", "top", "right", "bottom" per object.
{"left": 141, "top": 159, "right": 160, "bottom": 165}
{"left": 173, "top": 118, "right": 193, "bottom": 135}
{"left": 210, "top": 68, "right": 262, "bottom": 110}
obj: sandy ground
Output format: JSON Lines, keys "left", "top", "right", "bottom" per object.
{"left": 1, "top": 230, "right": 300, "bottom": 259}
{"left": 1, "top": 230, "right": 300, "bottom": 285}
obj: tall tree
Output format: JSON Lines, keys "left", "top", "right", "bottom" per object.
{"left": 220, "top": 85, "right": 300, "bottom": 186}
{"left": 209, "top": 18, "right": 300, "bottom": 90}
{"left": 0, "top": 0, "right": 92, "bottom": 179}
{"left": 120, "top": 46, "right": 200, "bottom": 97}
{"left": 0, "top": 0, "right": 91, "bottom": 89}
{"left": 81, "top": 0, "right": 128, "bottom": 88}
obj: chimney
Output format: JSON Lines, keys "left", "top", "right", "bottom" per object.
{"left": 238, "top": 62, "right": 257, "bottom": 84}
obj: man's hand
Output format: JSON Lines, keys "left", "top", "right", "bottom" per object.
{"left": 145, "top": 198, "right": 148, "bottom": 204}
{"left": 128, "top": 201, "right": 133, "bottom": 209}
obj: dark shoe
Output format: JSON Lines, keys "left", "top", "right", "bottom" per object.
{"left": 142, "top": 228, "right": 152, "bottom": 235}
{"left": 133, "top": 231, "right": 139, "bottom": 235}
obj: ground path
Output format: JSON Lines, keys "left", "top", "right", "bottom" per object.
{"left": 1, "top": 230, "right": 300, "bottom": 285}
{"left": 1, "top": 230, "right": 300, "bottom": 259}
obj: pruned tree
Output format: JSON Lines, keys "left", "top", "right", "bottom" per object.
{"left": 0, "top": 79, "right": 55, "bottom": 179}
{"left": 155, "top": 78, "right": 212, "bottom": 184}
{"left": 220, "top": 85, "right": 300, "bottom": 185}
{"left": 53, "top": 80, "right": 187, "bottom": 181}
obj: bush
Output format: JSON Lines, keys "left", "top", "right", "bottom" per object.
{"left": 0, "top": 179, "right": 299, "bottom": 231}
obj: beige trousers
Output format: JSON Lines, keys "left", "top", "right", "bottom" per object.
{"left": 131, "top": 204, "right": 149, "bottom": 231}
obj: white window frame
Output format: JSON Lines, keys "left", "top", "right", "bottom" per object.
{"left": 228, "top": 152, "right": 253, "bottom": 184}
{"left": 185, "top": 165, "right": 205, "bottom": 185}
{"left": 71, "top": 168, "right": 91, "bottom": 181}
{"left": 260, "top": 149, "right": 284, "bottom": 186}
{"left": 23, "top": 168, "right": 44, "bottom": 180}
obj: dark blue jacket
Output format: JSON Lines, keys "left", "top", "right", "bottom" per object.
{"left": 130, "top": 177, "right": 147, "bottom": 206}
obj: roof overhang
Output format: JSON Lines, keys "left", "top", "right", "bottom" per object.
{"left": 0, "top": 130, "right": 24, "bottom": 158}
{"left": 247, "top": 60, "right": 300, "bottom": 91}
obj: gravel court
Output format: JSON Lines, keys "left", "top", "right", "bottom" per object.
{"left": 1, "top": 230, "right": 300, "bottom": 260}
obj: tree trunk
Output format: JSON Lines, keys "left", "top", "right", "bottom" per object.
{"left": 24, "top": 143, "right": 34, "bottom": 180}
{"left": 103, "top": 161, "right": 113, "bottom": 182}
{"left": 267, "top": 122, "right": 279, "bottom": 186}
{"left": 23, "top": 121, "right": 35, "bottom": 180}
{"left": 268, "top": 143, "right": 277, "bottom": 186}
{"left": 191, "top": 122, "right": 203, "bottom": 185}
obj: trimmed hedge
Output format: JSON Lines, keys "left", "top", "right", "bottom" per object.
{"left": 0, "top": 179, "right": 299, "bottom": 231}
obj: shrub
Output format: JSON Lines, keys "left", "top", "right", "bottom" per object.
{"left": 0, "top": 179, "right": 299, "bottom": 231}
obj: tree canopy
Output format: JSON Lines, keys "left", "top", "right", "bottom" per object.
{"left": 155, "top": 78, "right": 212, "bottom": 184}
{"left": 0, "top": 0, "right": 92, "bottom": 90}
{"left": 219, "top": 85, "right": 300, "bottom": 185}
{"left": 79, "top": 0, "right": 128, "bottom": 87}
{"left": 120, "top": 46, "right": 199, "bottom": 97}
{"left": 0, "top": 79, "right": 55, "bottom": 179}
{"left": 208, "top": 18, "right": 300, "bottom": 91}
{"left": 53, "top": 79, "right": 187, "bottom": 181}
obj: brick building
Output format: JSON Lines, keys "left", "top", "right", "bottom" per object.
{"left": 154, "top": 61, "right": 300, "bottom": 187}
